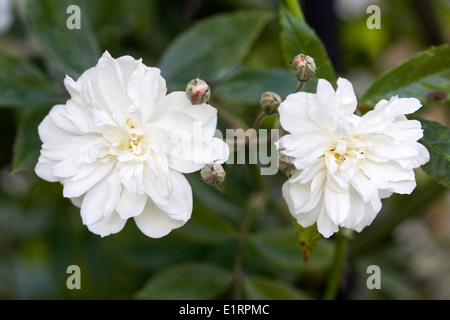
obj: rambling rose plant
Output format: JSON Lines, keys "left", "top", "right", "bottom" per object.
{"left": 5, "top": 0, "right": 445, "bottom": 300}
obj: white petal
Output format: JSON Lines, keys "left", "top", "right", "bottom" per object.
{"left": 304, "top": 79, "right": 358, "bottom": 136}
{"left": 152, "top": 92, "right": 217, "bottom": 135}
{"left": 282, "top": 181, "right": 296, "bottom": 215}
{"left": 366, "top": 134, "right": 421, "bottom": 162}
{"left": 64, "top": 68, "right": 96, "bottom": 107}
{"left": 157, "top": 170, "right": 193, "bottom": 221}
{"left": 324, "top": 185, "right": 350, "bottom": 225}
{"left": 91, "top": 52, "right": 133, "bottom": 115}
{"left": 342, "top": 188, "right": 366, "bottom": 229}
{"left": 143, "top": 127, "right": 174, "bottom": 158}
{"left": 381, "top": 119, "right": 424, "bottom": 143}
{"left": 143, "top": 168, "right": 193, "bottom": 222}
{"left": 48, "top": 104, "right": 88, "bottom": 135}
{"left": 70, "top": 196, "right": 83, "bottom": 208}
{"left": 168, "top": 137, "right": 229, "bottom": 173}
{"left": 289, "top": 158, "right": 326, "bottom": 184}
{"left": 355, "top": 97, "right": 422, "bottom": 135}
{"left": 91, "top": 107, "right": 116, "bottom": 127}
{"left": 306, "top": 94, "right": 339, "bottom": 132}
{"left": 289, "top": 170, "right": 326, "bottom": 214}
{"left": 126, "top": 64, "right": 165, "bottom": 122}
{"left": 40, "top": 134, "right": 104, "bottom": 162}
{"left": 415, "top": 142, "right": 430, "bottom": 166}
{"left": 115, "top": 54, "right": 145, "bottom": 83}
{"left": 288, "top": 181, "right": 311, "bottom": 213}
{"left": 87, "top": 211, "right": 127, "bottom": 237}
{"left": 134, "top": 200, "right": 186, "bottom": 238}
{"left": 143, "top": 165, "right": 171, "bottom": 203}
{"left": 384, "top": 96, "right": 422, "bottom": 116}
{"left": 335, "top": 77, "right": 357, "bottom": 114}
{"left": 350, "top": 171, "right": 378, "bottom": 203}
{"left": 317, "top": 201, "right": 339, "bottom": 238}
{"left": 359, "top": 159, "right": 416, "bottom": 193}
{"left": 62, "top": 160, "right": 115, "bottom": 198}
{"left": 118, "top": 162, "right": 146, "bottom": 194}
{"left": 355, "top": 116, "right": 389, "bottom": 137}
{"left": 369, "top": 190, "right": 382, "bottom": 213}
{"left": 64, "top": 75, "right": 82, "bottom": 104}
{"left": 382, "top": 179, "right": 417, "bottom": 195}
{"left": 80, "top": 172, "right": 122, "bottom": 225}
{"left": 378, "top": 189, "right": 393, "bottom": 199}
{"left": 352, "top": 201, "right": 379, "bottom": 232}
{"left": 279, "top": 133, "right": 332, "bottom": 170}
{"left": 316, "top": 78, "right": 336, "bottom": 100}
{"left": 51, "top": 155, "right": 87, "bottom": 179}
{"left": 35, "top": 156, "right": 59, "bottom": 182}
{"left": 37, "top": 105, "right": 84, "bottom": 143}
{"left": 295, "top": 208, "right": 321, "bottom": 229}
{"left": 294, "top": 196, "right": 323, "bottom": 228}
{"left": 116, "top": 188, "right": 148, "bottom": 219}
{"left": 278, "top": 92, "right": 327, "bottom": 134}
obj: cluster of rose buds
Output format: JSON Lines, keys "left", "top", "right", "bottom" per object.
{"left": 185, "top": 77, "right": 227, "bottom": 189}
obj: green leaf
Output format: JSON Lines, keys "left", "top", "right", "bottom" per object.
{"left": 175, "top": 204, "right": 237, "bottom": 244}
{"left": 214, "top": 68, "right": 298, "bottom": 105}
{"left": 135, "top": 263, "right": 232, "bottom": 300}
{"left": 249, "top": 227, "right": 333, "bottom": 272}
{"left": 279, "top": 4, "right": 336, "bottom": 91}
{"left": 285, "top": 0, "right": 305, "bottom": 21}
{"left": 360, "top": 45, "right": 450, "bottom": 107}
{"left": 244, "top": 276, "right": 310, "bottom": 300}
{"left": 12, "top": 106, "right": 51, "bottom": 172}
{"left": 25, "top": 0, "right": 101, "bottom": 79}
{"left": 158, "top": 10, "right": 274, "bottom": 92}
{"left": 187, "top": 175, "right": 245, "bottom": 223}
{"left": 0, "top": 51, "right": 58, "bottom": 109}
{"left": 414, "top": 116, "right": 450, "bottom": 188}
{"left": 294, "top": 222, "right": 321, "bottom": 263}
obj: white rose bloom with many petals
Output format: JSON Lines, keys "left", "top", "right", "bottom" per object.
{"left": 35, "top": 51, "right": 229, "bottom": 238}
{"left": 277, "top": 77, "right": 430, "bottom": 238}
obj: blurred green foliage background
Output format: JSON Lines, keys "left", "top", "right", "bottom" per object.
{"left": 0, "top": 0, "right": 449, "bottom": 299}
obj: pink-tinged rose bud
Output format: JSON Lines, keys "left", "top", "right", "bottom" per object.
{"left": 186, "top": 78, "right": 211, "bottom": 104}
{"left": 292, "top": 54, "right": 316, "bottom": 82}
{"left": 201, "top": 162, "right": 226, "bottom": 187}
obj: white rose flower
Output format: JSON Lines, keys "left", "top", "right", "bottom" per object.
{"left": 277, "top": 77, "right": 430, "bottom": 238}
{"left": 35, "top": 51, "right": 229, "bottom": 238}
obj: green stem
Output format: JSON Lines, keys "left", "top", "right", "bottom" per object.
{"left": 232, "top": 161, "right": 268, "bottom": 299}
{"left": 252, "top": 111, "right": 266, "bottom": 132}
{"left": 232, "top": 189, "right": 267, "bottom": 299}
{"left": 295, "top": 81, "right": 306, "bottom": 92}
{"left": 232, "top": 232, "right": 246, "bottom": 299}
{"left": 215, "top": 101, "right": 249, "bottom": 130}
{"left": 285, "top": 0, "right": 305, "bottom": 21}
{"left": 323, "top": 231, "right": 348, "bottom": 300}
